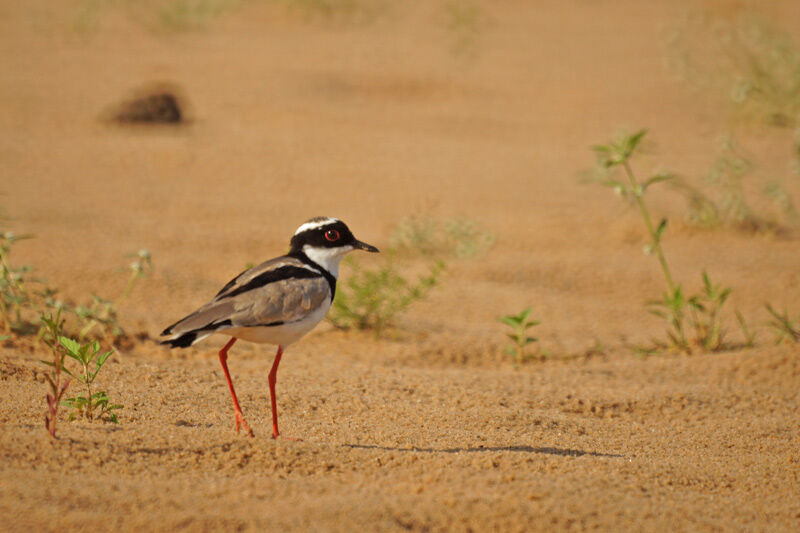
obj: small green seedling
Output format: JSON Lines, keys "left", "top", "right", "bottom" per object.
{"left": 39, "top": 310, "right": 71, "bottom": 438}
{"left": 499, "top": 308, "right": 541, "bottom": 364}
{"left": 764, "top": 304, "right": 800, "bottom": 344}
{"left": 59, "top": 337, "right": 122, "bottom": 423}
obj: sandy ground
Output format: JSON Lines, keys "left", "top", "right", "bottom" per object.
{"left": 1, "top": 0, "right": 799, "bottom": 531}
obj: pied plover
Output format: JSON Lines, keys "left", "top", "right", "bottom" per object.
{"left": 161, "top": 217, "right": 379, "bottom": 438}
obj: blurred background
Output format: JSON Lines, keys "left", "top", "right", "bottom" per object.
{"left": 2, "top": 0, "right": 799, "bottom": 354}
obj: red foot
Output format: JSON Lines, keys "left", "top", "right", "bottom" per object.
{"left": 272, "top": 433, "right": 303, "bottom": 442}
{"left": 235, "top": 410, "right": 255, "bottom": 437}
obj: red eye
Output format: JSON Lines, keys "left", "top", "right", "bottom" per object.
{"left": 325, "top": 229, "right": 340, "bottom": 242}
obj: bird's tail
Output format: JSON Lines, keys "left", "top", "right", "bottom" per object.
{"left": 160, "top": 300, "right": 235, "bottom": 348}
{"left": 160, "top": 316, "right": 231, "bottom": 348}
{"left": 160, "top": 330, "right": 210, "bottom": 348}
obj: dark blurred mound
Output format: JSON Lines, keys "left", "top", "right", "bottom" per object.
{"left": 108, "top": 83, "right": 189, "bottom": 125}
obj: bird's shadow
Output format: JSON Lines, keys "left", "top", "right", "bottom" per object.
{"left": 342, "top": 443, "right": 622, "bottom": 458}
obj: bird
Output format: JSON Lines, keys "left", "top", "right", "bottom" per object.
{"left": 160, "top": 217, "right": 379, "bottom": 438}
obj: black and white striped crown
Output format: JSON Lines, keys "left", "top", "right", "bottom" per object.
{"left": 289, "top": 217, "right": 356, "bottom": 252}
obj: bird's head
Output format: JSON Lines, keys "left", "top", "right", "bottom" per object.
{"left": 289, "top": 217, "right": 379, "bottom": 276}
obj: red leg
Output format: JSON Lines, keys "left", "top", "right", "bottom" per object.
{"left": 218, "top": 337, "right": 254, "bottom": 437}
{"left": 268, "top": 345, "right": 296, "bottom": 439}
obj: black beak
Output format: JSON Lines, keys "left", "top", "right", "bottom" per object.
{"left": 353, "top": 239, "right": 379, "bottom": 253}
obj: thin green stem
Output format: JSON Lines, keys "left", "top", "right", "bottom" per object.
{"left": 79, "top": 318, "right": 97, "bottom": 341}
{"left": 622, "top": 159, "right": 689, "bottom": 351}
{"left": 84, "top": 360, "right": 93, "bottom": 420}
{"left": 0, "top": 250, "right": 19, "bottom": 331}
{"left": 622, "top": 161, "right": 676, "bottom": 291}
{"left": 116, "top": 270, "right": 139, "bottom": 308}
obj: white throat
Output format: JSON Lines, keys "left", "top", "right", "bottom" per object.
{"left": 302, "top": 245, "right": 352, "bottom": 278}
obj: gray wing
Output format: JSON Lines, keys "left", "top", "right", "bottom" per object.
{"left": 227, "top": 275, "right": 331, "bottom": 327}
{"left": 213, "top": 256, "right": 305, "bottom": 300}
{"left": 161, "top": 256, "right": 331, "bottom": 346}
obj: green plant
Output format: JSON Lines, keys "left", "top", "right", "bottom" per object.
{"left": 157, "top": 0, "right": 244, "bottom": 30}
{"left": 76, "top": 249, "right": 152, "bottom": 340}
{"left": 764, "top": 304, "right": 800, "bottom": 344}
{"left": 75, "top": 294, "right": 121, "bottom": 341}
{"left": 389, "top": 215, "right": 440, "bottom": 255}
{"left": 702, "top": 136, "right": 757, "bottom": 228}
{"left": 442, "top": 217, "right": 495, "bottom": 258}
{"left": 330, "top": 215, "right": 489, "bottom": 336}
{"left": 445, "top": 0, "right": 480, "bottom": 58}
{"left": 667, "top": 13, "right": 800, "bottom": 233}
{"left": 591, "top": 130, "right": 743, "bottom": 354}
{"left": 39, "top": 310, "right": 71, "bottom": 438}
{"left": 390, "top": 215, "right": 494, "bottom": 259}
{"left": 0, "top": 207, "right": 151, "bottom": 344}
{"left": 59, "top": 337, "right": 122, "bottom": 423}
{"left": 277, "top": 0, "right": 388, "bottom": 23}
{"left": 0, "top": 230, "right": 36, "bottom": 334}
{"left": 667, "top": 11, "right": 800, "bottom": 203}
{"left": 667, "top": 14, "right": 800, "bottom": 130}
{"left": 735, "top": 310, "right": 756, "bottom": 348}
{"left": 592, "top": 130, "right": 690, "bottom": 350}
{"left": 74, "top": 0, "right": 246, "bottom": 33}
{"left": 329, "top": 255, "right": 445, "bottom": 337}
{"left": 687, "top": 271, "right": 731, "bottom": 351}
{"left": 672, "top": 135, "right": 797, "bottom": 232}
{"left": 763, "top": 181, "right": 799, "bottom": 226}
{"left": 498, "top": 308, "right": 540, "bottom": 364}
{"left": 650, "top": 271, "right": 735, "bottom": 352}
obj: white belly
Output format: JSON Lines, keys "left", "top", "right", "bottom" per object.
{"left": 223, "top": 299, "right": 331, "bottom": 346}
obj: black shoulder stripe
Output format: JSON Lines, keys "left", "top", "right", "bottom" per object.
{"left": 215, "top": 275, "right": 241, "bottom": 298}
{"left": 219, "top": 265, "right": 323, "bottom": 300}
